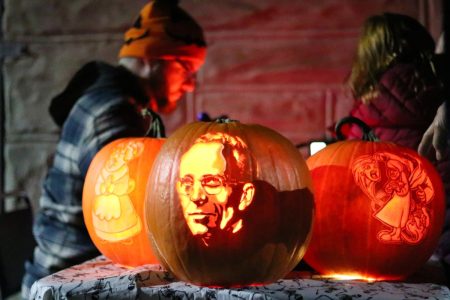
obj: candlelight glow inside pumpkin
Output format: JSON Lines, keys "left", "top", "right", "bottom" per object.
{"left": 319, "top": 273, "right": 377, "bottom": 282}
{"left": 145, "top": 120, "right": 314, "bottom": 286}
{"left": 352, "top": 151, "right": 434, "bottom": 244}
{"left": 83, "top": 137, "right": 164, "bottom": 267}
{"left": 177, "top": 133, "right": 255, "bottom": 246}
{"left": 92, "top": 141, "right": 144, "bottom": 241}
{"left": 303, "top": 117, "right": 445, "bottom": 281}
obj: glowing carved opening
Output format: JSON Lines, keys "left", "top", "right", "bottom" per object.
{"left": 176, "top": 133, "right": 255, "bottom": 246}
{"left": 92, "top": 141, "right": 144, "bottom": 242}
{"left": 318, "top": 273, "right": 377, "bottom": 282}
{"left": 352, "top": 152, "right": 434, "bottom": 244}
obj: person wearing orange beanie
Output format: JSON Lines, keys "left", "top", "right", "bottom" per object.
{"left": 119, "top": 0, "right": 206, "bottom": 71}
{"left": 118, "top": 0, "right": 206, "bottom": 114}
{"left": 22, "top": 1, "right": 206, "bottom": 298}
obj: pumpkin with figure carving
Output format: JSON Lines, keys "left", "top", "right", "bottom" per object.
{"left": 303, "top": 118, "right": 445, "bottom": 281}
{"left": 145, "top": 119, "right": 314, "bottom": 286}
{"left": 82, "top": 137, "right": 164, "bottom": 266}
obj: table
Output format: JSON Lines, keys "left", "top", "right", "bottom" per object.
{"left": 30, "top": 256, "right": 450, "bottom": 300}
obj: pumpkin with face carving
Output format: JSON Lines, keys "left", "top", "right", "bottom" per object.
{"left": 145, "top": 119, "right": 314, "bottom": 286}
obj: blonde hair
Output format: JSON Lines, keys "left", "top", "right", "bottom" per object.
{"left": 347, "top": 13, "right": 436, "bottom": 104}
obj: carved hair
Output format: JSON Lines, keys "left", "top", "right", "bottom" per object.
{"left": 193, "top": 132, "right": 254, "bottom": 182}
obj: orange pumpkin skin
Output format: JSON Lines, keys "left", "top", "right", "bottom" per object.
{"left": 145, "top": 120, "right": 314, "bottom": 286}
{"left": 304, "top": 140, "right": 445, "bottom": 281}
{"left": 82, "top": 137, "right": 164, "bottom": 267}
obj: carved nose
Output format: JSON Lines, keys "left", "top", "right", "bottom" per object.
{"left": 190, "top": 182, "right": 207, "bottom": 206}
{"left": 191, "top": 196, "right": 207, "bottom": 207}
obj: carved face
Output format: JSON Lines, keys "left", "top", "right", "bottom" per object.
{"left": 178, "top": 142, "right": 233, "bottom": 235}
{"left": 361, "top": 159, "right": 381, "bottom": 182}
{"left": 177, "top": 139, "right": 255, "bottom": 245}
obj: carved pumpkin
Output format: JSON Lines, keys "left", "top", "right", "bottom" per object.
{"left": 304, "top": 117, "right": 445, "bottom": 281}
{"left": 145, "top": 119, "right": 314, "bottom": 286}
{"left": 82, "top": 137, "right": 164, "bottom": 266}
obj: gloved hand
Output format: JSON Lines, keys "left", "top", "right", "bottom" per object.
{"left": 418, "top": 102, "right": 448, "bottom": 160}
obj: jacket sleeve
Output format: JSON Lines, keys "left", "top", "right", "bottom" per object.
{"left": 21, "top": 95, "right": 147, "bottom": 298}
{"left": 78, "top": 98, "right": 147, "bottom": 176}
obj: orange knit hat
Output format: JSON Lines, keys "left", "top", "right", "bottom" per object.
{"left": 119, "top": 0, "right": 206, "bottom": 71}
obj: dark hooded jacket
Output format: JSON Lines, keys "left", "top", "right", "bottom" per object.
{"left": 22, "top": 61, "right": 165, "bottom": 294}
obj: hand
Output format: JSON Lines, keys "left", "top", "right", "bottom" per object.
{"left": 418, "top": 102, "right": 448, "bottom": 160}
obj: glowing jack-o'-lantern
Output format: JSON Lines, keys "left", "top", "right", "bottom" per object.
{"left": 304, "top": 117, "right": 445, "bottom": 281}
{"left": 145, "top": 119, "right": 314, "bottom": 286}
{"left": 82, "top": 137, "right": 164, "bottom": 266}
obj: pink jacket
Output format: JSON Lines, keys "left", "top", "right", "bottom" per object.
{"left": 347, "top": 63, "right": 450, "bottom": 262}
{"left": 348, "top": 63, "right": 444, "bottom": 150}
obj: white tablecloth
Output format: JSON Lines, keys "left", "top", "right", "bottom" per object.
{"left": 30, "top": 256, "right": 450, "bottom": 300}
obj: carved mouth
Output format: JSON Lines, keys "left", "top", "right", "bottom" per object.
{"left": 188, "top": 212, "right": 215, "bottom": 216}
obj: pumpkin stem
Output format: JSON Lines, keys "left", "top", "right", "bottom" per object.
{"left": 335, "top": 116, "right": 379, "bottom": 142}
{"left": 214, "top": 118, "right": 238, "bottom": 124}
{"left": 141, "top": 108, "right": 166, "bottom": 138}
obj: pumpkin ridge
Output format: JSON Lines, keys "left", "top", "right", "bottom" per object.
{"left": 252, "top": 126, "right": 305, "bottom": 281}
{"left": 258, "top": 131, "right": 281, "bottom": 189}
{"left": 140, "top": 139, "right": 162, "bottom": 263}
{"left": 238, "top": 124, "right": 258, "bottom": 181}
{"left": 168, "top": 127, "right": 197, "bottom": 280}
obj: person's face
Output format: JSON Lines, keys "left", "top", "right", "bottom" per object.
{"left": 145, "top": 59, "right": 196, "bottom": 113}
{"left": 177, "top": 142, "right": 235, "bottom": 237}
